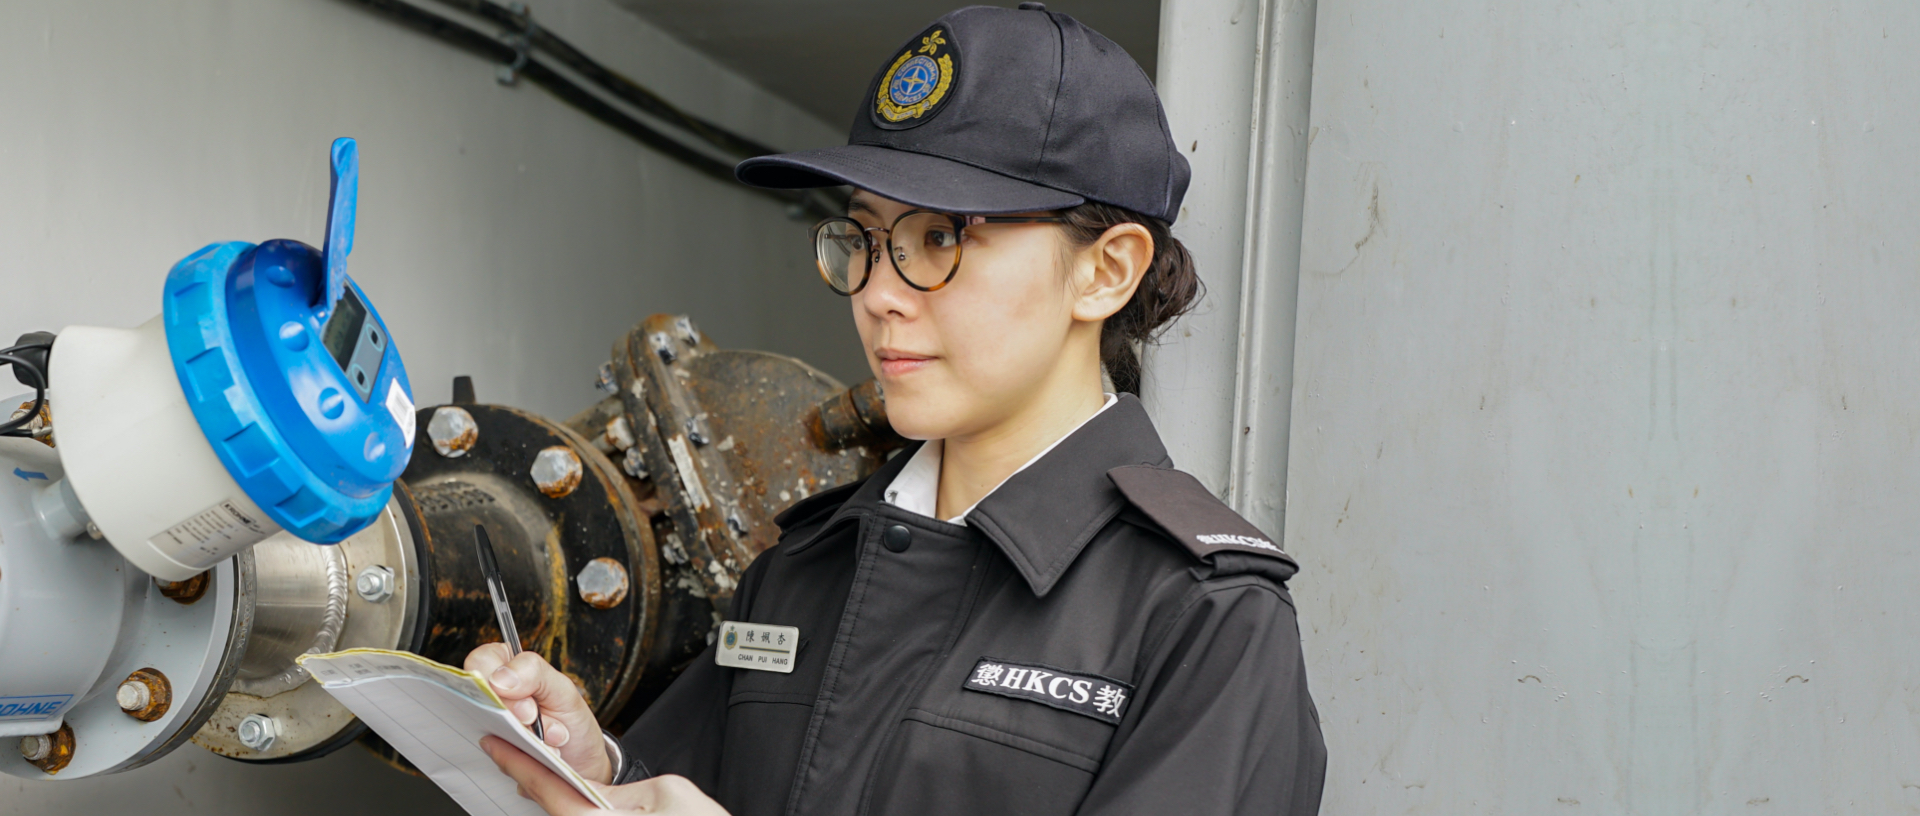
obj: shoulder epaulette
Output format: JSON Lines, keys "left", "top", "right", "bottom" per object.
{"left": 1107, "top": 465, "right": 1296, "bottom": 566}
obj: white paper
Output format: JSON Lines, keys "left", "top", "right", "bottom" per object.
{"left": 298, "top": 650, "right": 614, "bottom": 814}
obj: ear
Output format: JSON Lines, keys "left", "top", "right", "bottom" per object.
{"left": 1069, "top": 222, "right": 1153, "bottom": 323}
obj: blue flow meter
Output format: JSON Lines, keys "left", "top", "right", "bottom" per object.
{"left": 159, "top": 138, "right": 414, "bottom": 546}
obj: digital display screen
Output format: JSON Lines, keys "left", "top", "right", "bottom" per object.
{"left": 321, "top": 288, "right": 369, "bottom": 373}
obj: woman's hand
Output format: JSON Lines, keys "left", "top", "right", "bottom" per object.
{"left": 464, "top": 643, "right": 612, "bottom": 784}
{"left": 482, "top": 736, "right": 730, "bottom": 815}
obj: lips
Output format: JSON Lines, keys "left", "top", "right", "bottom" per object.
{"left": 875, "top": 348, "right": 935, "bottom": 378}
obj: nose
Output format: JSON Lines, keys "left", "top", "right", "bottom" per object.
{"left": 858, "top": 245, "right": 921, "bottom": 321}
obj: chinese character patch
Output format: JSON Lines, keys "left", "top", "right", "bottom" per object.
{"left": 961, "top": 658, "right": 1135, "bottom": 725}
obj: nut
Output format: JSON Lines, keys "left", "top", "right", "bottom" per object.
{"left": 355, "top": 565, "right": 395, "bottom": 603}
{"left": 531, "top": 446, "right": 584, "bottom": 498}
{"left": 576, "top": 557, "right": 630, "bottom": 609}
{"left": 428, "top": 406, "right": 479, "bottom": 458}
{"left": 237, "top": 714, "right": 281, "bottom": 752}
{"left": 674, "top": 316, "right": 701, "bottom": 347}
{"left": 650, "top": 332, "right": 677, "bottom": 364}
{"left": 20, "top": 723, "right": 73, "bottom": 773}
{"left": 155, "top": 572, "right": 210, "bottom": 604}
{"left": 622, "top": 447, "right": 649, "bottom": 480}
{"left": 595, "top": 361, "right": 618, "bottom": 394}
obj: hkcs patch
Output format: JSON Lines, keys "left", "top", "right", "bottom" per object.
{"left": 874, "top": 26, "right": 958, "bottom": 128}
{"left": 962, "top": 658, "right": 1135, "bottom": 725}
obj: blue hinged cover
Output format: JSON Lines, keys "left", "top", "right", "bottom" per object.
{"left": 158, "top": 139, "right": 413, "bottom": 543}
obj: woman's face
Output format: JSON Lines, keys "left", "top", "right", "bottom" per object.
{"left": 847, "top": 192, "right": 1082, "bottom": 442}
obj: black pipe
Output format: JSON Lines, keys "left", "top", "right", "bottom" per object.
{"left": 336, "top": 0, "right": 843, "bottom": 220}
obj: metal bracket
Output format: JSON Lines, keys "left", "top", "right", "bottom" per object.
{"left": 495, "top": 3, "right": 536, "bottom": 85}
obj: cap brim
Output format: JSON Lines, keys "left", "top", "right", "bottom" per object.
{"left": 736, "top": 145, "right": 1085, "bottom": 215}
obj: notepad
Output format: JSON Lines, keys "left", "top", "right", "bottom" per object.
{"left": 295, "top": 649, "right": 615, "bottom": 814}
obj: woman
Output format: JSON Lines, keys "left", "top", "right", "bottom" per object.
{"left": 468, "top": 5, "right": 1326, "bottom": 814}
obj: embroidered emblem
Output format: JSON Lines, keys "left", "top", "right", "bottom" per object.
{"left": 962, "top": 657, "right": 1135, "bottom": 725}
{"left": 875, "top": 27, "right": 958, "bottom": 125}
{"left": 1195, "top": 533, "right": 1283, "bottom": 553}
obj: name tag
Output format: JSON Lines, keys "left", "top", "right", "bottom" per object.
{"left": 716, "top": 621, "right": 799, "bottom": 673}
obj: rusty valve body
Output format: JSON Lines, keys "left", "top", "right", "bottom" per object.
{"left": 353, "top": 314, "right": 898, "bottom": 771}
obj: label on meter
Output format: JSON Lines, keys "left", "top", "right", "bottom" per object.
{"left": 387, "top": 380, "right": 416, "bottom": 448}
{"left": 147, "top": 499, "right": 273, "bottom": 567}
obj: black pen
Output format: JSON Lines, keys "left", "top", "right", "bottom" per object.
{"left": 474, "top": 524, "right": 543, "bottom": 740}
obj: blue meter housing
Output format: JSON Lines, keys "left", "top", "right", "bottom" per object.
{"left": 161, "top": 139, "right": 413, "bottom": 544}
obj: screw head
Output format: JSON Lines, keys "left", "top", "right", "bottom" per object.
{"left": 355, "top": 565, "right": 395, "bottom": 603}
{"left": 18, "top": 734, "right": 50, "bottom": 762}
{"left": 237, "top": 714, "right": 281, "bottom": 752}
{"left": 116, "top": 681, "right": 151, "bottom": 712}
{"left": 531, "top": 446, "right": 584, "bottom": 498}
{"left": 427, "top": 406, "right": 479, "bottom": 458}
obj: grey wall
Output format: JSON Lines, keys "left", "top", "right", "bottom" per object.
{"left": 0, "top": 0, "right": 855, "bottom": 812}
{"left": 1283, "top": 0, "right": 1920, "bottom": 811}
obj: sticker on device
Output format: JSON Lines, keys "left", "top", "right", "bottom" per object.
{"left": 715, "top": 621, "right": 799, "bottom": 674}
{"left": 0, "top": 694, "right": 73, "bottom": 723}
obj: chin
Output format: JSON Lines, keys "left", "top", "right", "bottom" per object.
{"left": 877, "top": 388, "right": 959, "bottom": 442}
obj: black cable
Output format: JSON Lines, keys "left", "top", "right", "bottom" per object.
{"left": 336, "top": 0, "right": 845, "bottom": 220}
{"left": 0, "top": 344, "right": 50, "bottom": 438}
{"left": 430, "top": 0, "right": 784, "bottom": 159}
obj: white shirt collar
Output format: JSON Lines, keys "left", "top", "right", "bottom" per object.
{"left": 884, "top": 393, "right": 1119, "bottom": 525}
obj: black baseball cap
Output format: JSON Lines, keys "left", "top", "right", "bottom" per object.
{"left": 736, "top": 3, "right": 1190, "bottom": 224}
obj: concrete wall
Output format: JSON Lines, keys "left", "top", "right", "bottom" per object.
{"left": 1280, "top": 0, "right": 1920, "bottom": 812}
{"left": 0, "top": 0, "right": 852, "bottom": 812}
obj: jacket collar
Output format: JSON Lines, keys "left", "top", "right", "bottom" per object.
{"left": 785, "top": 394, "right": 1172, "bottom": 598}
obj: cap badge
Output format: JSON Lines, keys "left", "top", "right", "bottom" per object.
{"left": 876, "top": 27, "right": 957, "bottom": 125}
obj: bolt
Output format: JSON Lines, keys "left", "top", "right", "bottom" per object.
{"left": 114, "top": 668, "right": 172, "bottom": 721}
{"left": 355, "top": 565, "right": 395, "bottom": 603}
{"left": 622, "top": 447, "right": 649, "bottom": 480}
{"left": 19, "top": 723, "right": 73, "bottom": 773}
{"left": 531, "top": 446, "right": 584, "bottom": 498}
{"left": 237, "top": 714, "right": 281, "bottom": 752}
{"left": 427, "top": 406, "right": 479, "bottom": 458}
{"left": 686, "top": 418, "right": 710, "bottom": 447}
{"left": 650, "top": 332, "right": 677, "bottom": 364}
{"left": 576, "top": 557, "right": 630, "bottom": 609}
{"left": 116, "top": 681, "right": 150, "bottom": 712}
{"left": 18, "top": 735, "right": 50, "bottom": 762}
{"left": 602, "top": 416, "right": 635, "bottom": 451}
{"left": 674, "top": 316, "right": 701, "bottom": 347}
{"left": 726, "top": 511, "right": 749, "bottom": 538}
{"left": 595, "top": 361, "right": 618, "bottom": 394}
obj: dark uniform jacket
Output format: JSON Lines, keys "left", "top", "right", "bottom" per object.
{"left": 616, "top": 395, "right": 1326, "bottom": 815}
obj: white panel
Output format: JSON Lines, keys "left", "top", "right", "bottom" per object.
{"left": 1149, "top": 0, "right": 1315, "bottom": 543}
{"left": 1288, "top": 0, "right": 1920, "bottom": 811}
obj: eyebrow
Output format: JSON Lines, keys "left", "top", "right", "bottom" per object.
{"left": 846, "top": 195, "right": 877, "bottom": 217}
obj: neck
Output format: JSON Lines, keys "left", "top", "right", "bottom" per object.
{"left": 934, "top": 368, "right": 1108, "bottom": 520}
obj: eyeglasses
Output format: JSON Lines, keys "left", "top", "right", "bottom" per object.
{"left": 812, "top": 209, "right": 1067, "bottom": 295}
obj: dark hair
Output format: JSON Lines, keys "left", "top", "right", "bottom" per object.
{"left": 1057, "top": 203, "right": 1204, "bottom": 395}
